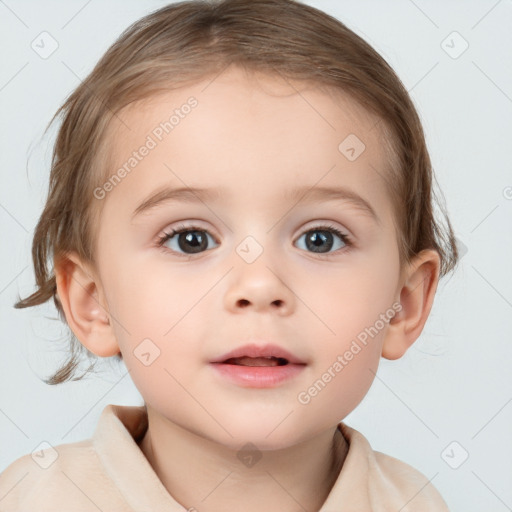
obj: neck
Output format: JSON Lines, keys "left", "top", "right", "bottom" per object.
{"left": 138, "top": 409, "right": 348, "bottom": 512}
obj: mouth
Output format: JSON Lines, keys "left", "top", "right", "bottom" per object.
{"left": 221, "top": 356, "right": 290, "bottom": 367}
{"left": 209, "top": 344, "right": 306, "bottom": 388}
{"left": 210, "top": 343, "right": 306, "bottom": 366}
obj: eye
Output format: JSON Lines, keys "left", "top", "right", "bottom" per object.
{"left": 157, "top": 224, "right": 219, "bottom": 257}
{"left": 156, "top": 222, "right": 352, "bottom": 258}
{"left": 295, "top": 224, "right": 352, "bottom": 255}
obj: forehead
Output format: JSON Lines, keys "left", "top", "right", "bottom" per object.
{"left": 100, "top": 66, "right": 394, "bottom": 222}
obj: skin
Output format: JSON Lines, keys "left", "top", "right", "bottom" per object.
{"left": 55, "top": 65, "right": 440, "bottom": 512}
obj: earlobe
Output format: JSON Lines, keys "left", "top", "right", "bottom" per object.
{"left": 381, "top": 249, "right": 440, "bottom": 360}
{"left": 54, "top": 252, "right": 120, "bottom": 358}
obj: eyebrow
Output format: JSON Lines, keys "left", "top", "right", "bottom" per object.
{"left": 132, "top": 186, "right": 222, "bottom": 219}
{"left": 131, "top": 184, "right": 379, "bottom": 224}
{"left": 285, "top": 185, "right": 380, "bottom": 225}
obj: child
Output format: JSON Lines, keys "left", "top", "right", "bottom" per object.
{"left": 0, "top": 0, "right": 459, "bottom": 510}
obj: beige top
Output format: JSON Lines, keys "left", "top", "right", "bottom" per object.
{"left": 0, "top": 404, "right": 450, "bottom": 511}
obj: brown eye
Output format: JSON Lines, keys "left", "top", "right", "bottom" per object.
{"left": 157, "top": 225, "right": 219, "bottom": 256}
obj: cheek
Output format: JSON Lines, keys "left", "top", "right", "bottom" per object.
{"left": 303, "top": 255, "right": 397, "bottom": 339}
{"left": 104, "top": 267, "right": 204, "bottom": 413}
{"left": 296, "top": 255, "right": 397, "bottom": 411}
{"left": 103, "top": 261, "right": 209, "bottom": 370}
{"left": 299, "top": 316, "right": 385, "bottom": 422}
{"left": 104, "top": 257, "right": 202, "bottom": 334}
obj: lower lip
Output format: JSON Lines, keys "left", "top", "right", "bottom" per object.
{"left": 209, "top": 363, "right": 306, "bottom": 388}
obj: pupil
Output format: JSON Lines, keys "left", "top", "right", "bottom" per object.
{"left": 179, "top": 231, "right": 207, "bottom": 253}
{"left": 307, "top": 230, "right": 333, "bottom": 253}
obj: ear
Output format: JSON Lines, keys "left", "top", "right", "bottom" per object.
{"left": 54, "top": 251, "right": 120, "bottom": 357}
{"left": 381, "top": 249, "right": 441, "bottom": 360}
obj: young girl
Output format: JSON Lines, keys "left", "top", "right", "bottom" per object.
{"left": 0, "top": 0, "right": 459, "bottom": 510}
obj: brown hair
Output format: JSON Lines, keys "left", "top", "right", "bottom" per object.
{"left": 14, "top": 0, "right": 459, "bottom": 385}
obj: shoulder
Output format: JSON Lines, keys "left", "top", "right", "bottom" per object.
{"left": 337, "top": 423, "right": 450, "bottom": 511}
{"left": 0, "top": 438, "right": 128, "bottom": 511}
{"left": 371, "top": 450, "right": 450, "bottom": 511}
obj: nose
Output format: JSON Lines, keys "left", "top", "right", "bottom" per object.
{"left": 224, "top": 259, "right": 295, "bottom": 315}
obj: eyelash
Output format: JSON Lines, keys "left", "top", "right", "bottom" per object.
{"left": 156, "top": 222, "right": 353, "bottom": 258}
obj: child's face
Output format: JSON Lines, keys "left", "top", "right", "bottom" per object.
{"left": 93, "top": 66, "right": 404, "bottom": 448}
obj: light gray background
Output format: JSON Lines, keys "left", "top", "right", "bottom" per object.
{"left": 1, "top": 1, "right": 511, "bottom": 510}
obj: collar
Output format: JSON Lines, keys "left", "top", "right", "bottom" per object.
{"left": 93, "top": 404, "right": 372, "bottom": 511}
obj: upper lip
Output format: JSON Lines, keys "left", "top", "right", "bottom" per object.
{"left": 210, "top": 343, "right": 306, "bottom": 365}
